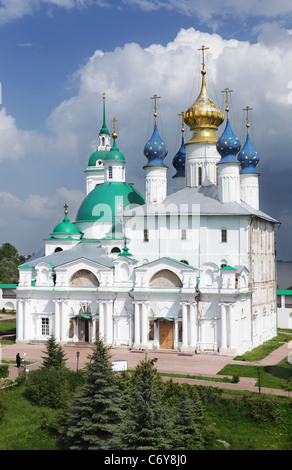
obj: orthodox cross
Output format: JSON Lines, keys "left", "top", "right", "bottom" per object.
{"left": 111, "top": 117, "right": 118, "bottom": 139}
{"left": 64, "top": 204, "right": 68, "bottom": 215}
{"left": 197, "top": 45, "right": 209, "bottom": 72}
{"left": 221, "top": 88, "right": 233, "bottom": 119}
{"left": 150, "top": 94, "right": 161, "bottom": 123}
{"left": 243, "top": 106, "right": 253, "bottom": 133}
{"left": 178, "top": 112, "right": 185, "bottom": 137}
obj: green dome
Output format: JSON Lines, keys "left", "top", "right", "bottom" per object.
{"left": 75, "top": 182, "right": 145, "bottom": 223}
{"left": 104, "top": 140, "right": 126, "bottom": 162}
{"left": 88, "top": 150, "right": 109, "bottom": 167}
{"left": 51, "top": 214, "right": 81, "bottom": 237}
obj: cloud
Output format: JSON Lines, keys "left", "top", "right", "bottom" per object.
{"left": 0, "top": 187, "right": 84, "bottom": 254}
{"left": 2, "top": 25, "right": 292, "bottom": 258}
{"left": 122, "top": 0, "right": 292, "bottom": 20}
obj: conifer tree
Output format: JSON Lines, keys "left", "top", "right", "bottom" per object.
{"left": 118, "top": 356, "right": 174, "bottom": 450}
{"left": 41, "top": 335, "right": 67, "bottom": 368}
{"left": 172, "top": 387, "right": 204, "bottom": 450}
{"left": 58, "top": 338, "right": 124, "bottom": 450}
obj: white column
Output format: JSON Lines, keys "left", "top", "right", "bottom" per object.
{"left": 105, "top": 300, "right": 113, "bottom": 345}
{"left": 60, "top": 300, "right": 69, "bottom": 342}
{"left": 181, "top": 303, "right": 189, "bottom": 350}
{"left": 220, "top": 303, "right": 227, "bottom": 350}
{"left": 99, "top": 301, "right": 105, "bottom": 341}
{"left": 133, "top": 302, "right": 141, "bottom": 349}
{"left": 54, "top": 300, "right": 60, "bottom": 341}
{"left": 141, "top": 302, "right": 148, "bottom": 347}
{"left": 16, "top": 300, "right": 23, "bottom": 341}
{"left": 189, "top": 303, "right": 196, "bottom": 349}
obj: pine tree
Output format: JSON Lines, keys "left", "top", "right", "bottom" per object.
{"left": 172, "top": 386, "right": 204, "bottom": 450}
{"left": 118, "top": 356, "right": 174, "bottom": 450}
{"left": 41, "top": 335, "right": 67, "bottom": 368}
{"left": 58, "top": 338, "right": 124, "bottom": 450}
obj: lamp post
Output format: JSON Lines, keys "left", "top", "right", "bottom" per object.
{"left": 76, "top": 351, "right": 80, "bottom": 371}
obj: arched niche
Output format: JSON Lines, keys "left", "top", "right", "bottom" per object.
{"left": 149, "top": 269, "right": 182, "bottom": 288}
{"left": 69, "top": 269, "right": 99, "bottom": 287}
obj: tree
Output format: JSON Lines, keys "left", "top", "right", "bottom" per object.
{"left": 58, "top": 338, "right": 124, "bottom": 450}
{"left": 118, "top": 356, "right": 174, "bottom": 450}
{"left": 172, "top": 387, "right": 204, "bottom": 450}
{"left": 41, "top": 335, "right": 67, "bottom": 369}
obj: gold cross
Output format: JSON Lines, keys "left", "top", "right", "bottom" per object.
{"left": 102, "top": 92, "right": 106, "bottom": 100}
{"left": 178, "top": 112, "right": 184, "bottom": 136}
{"left": 111, "top": 117, "right": 118, "bottom": 133}
{"left": 64, "top": 204, "right": 68, "bottom": 215}
{"left": 150, "top": 94, "right": 161, "bottom": 123}
{"left": 243, "top": 106, "right": 253, "bottom": 132}
{"left": 221, "top": 88, "right": 233, "bottom": 118}
{"left": 197, "top": 45, "right": 209, "bottom": 71}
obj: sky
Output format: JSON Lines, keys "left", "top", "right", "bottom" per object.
{"left": 0, "top": 0, "right": 291, "bottom": 260}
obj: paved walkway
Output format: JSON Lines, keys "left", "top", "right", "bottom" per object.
{"left": 1, "top": 338, "right": 291, "bottom": 397}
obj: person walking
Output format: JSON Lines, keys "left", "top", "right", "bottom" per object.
{"left": 16, "top": 353, "right": 21, "bottom": 368}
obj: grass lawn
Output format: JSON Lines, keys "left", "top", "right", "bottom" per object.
{"left": 0, "top": 385, "right": 58, "bottom": 450}
{"left": 0, "top": 319, "right": 16, "bottom": 336}
{"left": 205, "top": 396, "right": 292, "bottom": 450}
{"left": 218, "top": 357, "right": 292, "bottom": 390}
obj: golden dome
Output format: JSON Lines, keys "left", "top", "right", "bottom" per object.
{"left": 184, "top": 70, "right": 224, "bottom": 145}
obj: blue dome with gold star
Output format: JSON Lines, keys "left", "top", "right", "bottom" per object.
{"left": 238, "top": 134, "right": 260, "bottom": 174}
{"left": 143, "top": 124, "right": 168, "bottom": 168}
{"left": 217, "top": 120, "right": 241, "bottom": 164}
{"left": 172, "top": 136, "right": 185, "bottom": 177}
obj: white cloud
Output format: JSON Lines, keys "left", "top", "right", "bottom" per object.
{"left": 123, "top": 0, "right": 292, "bottom": 20}
{"left": 2, "top": 25, "right": 292, "bottom": 257}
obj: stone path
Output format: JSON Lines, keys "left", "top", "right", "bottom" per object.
{"left": 1, "top": 337, "right": 291, "bottom": 397}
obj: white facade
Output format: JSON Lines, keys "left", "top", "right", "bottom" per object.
{"left": 16, "top": 60, "right": 279, "bottom": 356}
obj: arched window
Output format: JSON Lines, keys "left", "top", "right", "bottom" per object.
{"left": 111, "top": 247, "right": 121, "bottom": 253}
{"left": 143, "top": 229, "right": 149, "bottom": 242}
{"left": 54, "top": 247, "right": 63, "bottom": 252}
{"left": 108, "top": 166, "right": 113, "bottom": 179}
{"left": 149, "top": 269, "right": 182, "bottom": 288}
{"left": 198, "top": 167, "right": 202, "bottom": 186}
{"left": 70, "top": 269, "right": 99, "bottom": 287}
{"left": 221, "top": 229, "right": 227, "bottom": 243}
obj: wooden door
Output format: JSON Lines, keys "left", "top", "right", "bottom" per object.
{"left": 159, "top": 320, "right": 173, "bottom": 349}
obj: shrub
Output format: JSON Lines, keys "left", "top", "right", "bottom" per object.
{"left": 0, "top": 365, "right": 9, "bottom": 379}
{"left": 24, "top": 367, "right": 84, "bottom": 409}
{"left": 243, "top": 396, "right": 282, "bottom": 423}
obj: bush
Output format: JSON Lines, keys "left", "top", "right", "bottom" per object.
{"left": 243, "top": 396, "right": 282, "bottom": 423}
{"left": 0, "top": 365, "right": 9, "bottom": 379}
{"left": 24, "top": 367, "right": 84, "bottom": 409}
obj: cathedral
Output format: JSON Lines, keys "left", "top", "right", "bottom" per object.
{"left": 16, "top": 47, "right": 278, "bottom": 356}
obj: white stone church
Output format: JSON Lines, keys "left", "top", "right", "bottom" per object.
{"left": 16, "top": 49, "right": 278, "bottom": 355}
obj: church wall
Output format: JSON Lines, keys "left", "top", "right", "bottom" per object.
{"left": 250, "top": 218, "right": 277, "bottom": 345}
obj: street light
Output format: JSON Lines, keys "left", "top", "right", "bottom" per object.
{"left": 258, "top": 366, "right": 261, "bottom": 394}
{"left": 76, "top": 351, "right": 80, "bottom": 371}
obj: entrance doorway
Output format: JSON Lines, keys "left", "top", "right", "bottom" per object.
{"left": 78, "top": 317, "right": 90, "bottom": 342}
{"left": 159, "top": 320, "right": 173, "bottom": 349}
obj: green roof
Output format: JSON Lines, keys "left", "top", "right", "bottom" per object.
{"left": 104, "top": 140, "right": 126, "bottom": 162}
{"left": 220, "top": 265, "right": 236, "bottom": 271}
{"left": 51, "top": 214, "right": 81, "bottom": 237}
{"left": 75, "top": 182, "right": 145, "bottom": 223}
{"left": 277, "top": 289, "right": 292, "bottom": 295}
{"left": 0, "top": 284, "right": 17, "bottom": 288}
{"left": 88, "top": 149, "right": 108, "bottom": 167}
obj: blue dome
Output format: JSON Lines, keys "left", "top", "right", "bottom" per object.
{"left": 172, "top": 137, "right": 185, "bottom": 177}
{"left": 216, "top": 120, "right": 241, "bottom": 164}
{"left": 143, "top": 124, "right": 168, "bottom": 168}
{"left": 238, "top": 134, "right": 260, "bottom": 174}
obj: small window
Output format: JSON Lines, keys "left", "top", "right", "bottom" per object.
{"left": 41, "top": 318, "right": 50, "bottom": 336}
{"left": 111, "top": 247, "right": 121, "bottom": 253}
{"left": 54, "top": 247, "right": 63, "bottom": 252}
{"left": 180, "top": 260, "right": 189, "bottom": 265}
{"left": 181, "top": 229, "right": 187, "bottom": 240}
{"left": 198, "top": 167, "right": 202, "bottom": 186}
{"left": 108, "top": 166, "right": 113, "bottom": 179}
{"left": 221, "top": 229, "right": 227, "bottom": 243}
{"left": 143, "top": 229, "right": 149, "bottom": 242}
